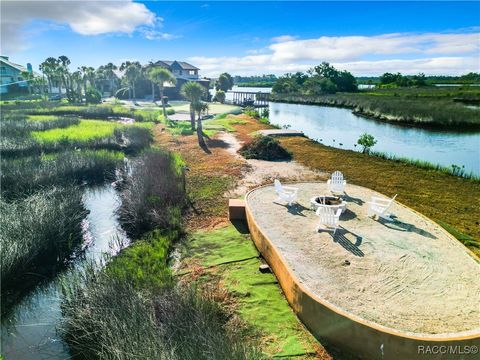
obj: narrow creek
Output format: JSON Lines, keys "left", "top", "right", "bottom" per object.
{"left": 1, "top": 185, "right": 129, "bottom": 359}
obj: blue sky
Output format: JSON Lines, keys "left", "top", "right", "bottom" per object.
{"left": 2, "top": 1, "right": 479, "bottom": 76}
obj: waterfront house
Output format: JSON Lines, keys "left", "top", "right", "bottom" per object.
{"left": 0, "top": 56, "right": 35, "bottom": 94}
{"left": 153, "top": 60, "right": 210, "bottom": 99}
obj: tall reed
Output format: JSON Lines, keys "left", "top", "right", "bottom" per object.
{"left": 1, "top": 186, "right": 88, "bottom": 307}
{"left": 117, "top": 149, "right": 185, "bottom": 238}
{"left": 60, "top": 264, "right": 263, "bottom": 360}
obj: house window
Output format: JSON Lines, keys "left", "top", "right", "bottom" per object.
{"left": 0, "top": 67, "right": 6, "bottom": 74}
{"left": 189, "top": 70, "right": 196, "bottom": 75}
{"left": 179, "top": 70, "right": 183, "bottom": 75}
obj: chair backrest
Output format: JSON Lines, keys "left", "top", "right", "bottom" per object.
{"left": 316, "top": 206, "right": 340, "bottom": 225}
{"left": 330, "top": 171, "right": 344, "bottom": 184}
{"left": 274, "top": 179, "right": 283, "bottom": 194}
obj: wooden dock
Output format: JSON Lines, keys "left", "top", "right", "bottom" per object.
{"left": 257, "top": 129, "right": 304, "bottom": 137}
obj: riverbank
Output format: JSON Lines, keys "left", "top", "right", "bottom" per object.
{"left": 270, "top": 87, "right": 480, "bottom": 129}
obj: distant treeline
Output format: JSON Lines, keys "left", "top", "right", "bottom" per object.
{"left": 234, "top": 74, "right": 277, "bottom": 87}
{"left": 357, "top": 72, "right": 480, "bottom": 85}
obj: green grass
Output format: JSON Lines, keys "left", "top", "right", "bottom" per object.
{"left": 204, "top": 117, "right": 246, "bottom": 133}
{"left": 182, "top": 225, "right": 318, "bottom": 357}
{"left": 107, "top": 230, "right": 176, "bottom": 290}
{"left": 32, "top": 119, "right": 153, "bottom": 143}
{"left": 27, "top": 115, "right": 62, "bottom": 121}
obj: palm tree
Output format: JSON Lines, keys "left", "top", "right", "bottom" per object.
{"left": 57, "top": 55, "right": 74, "bottom": 101}
{"left": 192, "top": 101, "right": 209, "bottom": 147}
{"left": 98, "top": 63, "right": 118, "bottom": 95}
{"left": 148, "top": 67, "right": 176, "bottom": 118}
{"left": 39, "top": 57, "right": 58, "bottom": 94}
{"left": 144, "top": 62, "right": 157, "bottom": 102}
{"left": 181, "top": 81, "right": 205, "bottom": 131}
{"left": 124, "top": 63, "right": 142, "bottom": 101}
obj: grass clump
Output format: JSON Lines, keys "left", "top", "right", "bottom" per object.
{"left": 1, "top": 186, "right": 88, "bottom": 308}
{"left": 1, "top": 150, "right": 123, "bottom": 199}
{"left": 117, "top": 149, "right": 185, "bottom": 239}
{"left": 239, "top": 135, "right": 292, "bottom": 161}
{"left": 60, "top": 265, "right": 263, "bottom": 360}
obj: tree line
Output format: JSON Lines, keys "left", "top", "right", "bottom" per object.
{"left": 272, "top": 62, "right": 357, "bottom": 95}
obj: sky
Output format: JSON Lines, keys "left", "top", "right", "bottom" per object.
{"left": 1, "top": 1, "right": 479, "bottom": 77}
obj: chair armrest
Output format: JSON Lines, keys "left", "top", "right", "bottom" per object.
{"left": 371, "top": 197, "right": 391, "bottom": 204}
{"left": 367, "top": 201, "right": 386, "bottom": 207}
{"left": 335, "top": 208, "right": 342, "bottom": 217}
{"left": 327, "top": 179, "right": 331, "bottom": 184}
{"left": 343, "top": 180, "right": 347, "bottom": 185}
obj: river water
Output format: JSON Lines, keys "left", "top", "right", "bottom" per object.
{"left": 269, "top": 102, "right": 480, "bottom": 176}
{"left": 1, "top": 185, "right": 128, "bottom": 360}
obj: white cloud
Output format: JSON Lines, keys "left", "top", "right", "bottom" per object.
{"left": 271, "top": 35, "right": 297, "bottom": 43}
{"left": 190, "top": 31, "right": 480, "bottom": 76}
{"left": 140, "top": 29, "right": 181, "bottom": 41}
{"left": 1, "top": 0, "right": 157, "bottom": 53}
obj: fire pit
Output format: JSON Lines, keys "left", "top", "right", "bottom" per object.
{"left": 310, "top": 195, "right": 346, "bottom": 213}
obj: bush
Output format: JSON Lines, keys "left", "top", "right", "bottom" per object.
{"left": 85, "top": 87, "right": 102, "bottom": 104}
{"left": 357, "top": 132, "right": 377, "bottom": 153}
{"left": 215, "top": 90, "right": 226, "bottom": 104}
{"left": 239, "top": 135, "right": 292, "bottom": 161}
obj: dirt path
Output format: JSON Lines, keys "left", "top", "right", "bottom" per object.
{"left": 218, "top": 132, "right": 327, "bottom": 197}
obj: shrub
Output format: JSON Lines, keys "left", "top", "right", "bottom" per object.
{"left": 215, "top": 90, "right": 226, "bottom": 104}
{"left": 357, "top": 132, "right": 377, "bottom": 153}
{"left": 239, "top": 135, "right": 292, "bottom": 161}
{"left": 243, "top": 106, "right": 259, "bottom": 119}
{"left": 85, "top": 87, "right": 102, "bottom": 104}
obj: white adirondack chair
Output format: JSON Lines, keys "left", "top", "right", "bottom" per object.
{"left": 327, "top": 171, "right": 347, "bottom": 194}
{"left": 368, "top": 194, "right": 398, "bottom": 221}
{"left": 274, "top": 179, "right": 298, "bottom": 206}
{"left": 316, "top": 206, "right": 342, "bottom": 235}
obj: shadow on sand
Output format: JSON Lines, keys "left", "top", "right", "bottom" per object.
{"left": 342, "top": 193, "right": 365, "bottom": 206}
{"left": 331, "top": 228, "right": 365, "bottom": 257}
{"left": 378, "top": 218, "right": 437, "bottom": 239}
{"left": 274, "top": 202, "right": 310, "bottom": 217}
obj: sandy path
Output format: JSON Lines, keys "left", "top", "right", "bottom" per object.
{"left": 218, "top": 132, "right": 327, "bottom": 197}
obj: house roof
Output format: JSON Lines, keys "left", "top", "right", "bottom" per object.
{"left": 154, "top": 60, "right": 199, "bottom": 70}
{"left": 0, "top": 56, "right": 28, "bottom": 73}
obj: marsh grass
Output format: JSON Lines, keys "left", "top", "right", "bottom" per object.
{"left": 0, "top": 115, "right": 80, "bottom": 137}
{"left": 1, "top": 120, "right": 152, "bottom": 157}
{"left": 1, "top": 186, "right": 88, "bottom": 308}
{"left": 31, "top": 119, "right": 153, "bottom": 143}
{"left": 27, "top": 104, "right": 166, "bottom": 122}
{"left": 60, "top": 264, "right": 263, "bottom": 360}
{"left": 370, "top": 151, "right": 479, "bottom": 180}
{"left": 1, "top": 150, "right": 123, "bottom": 199}
{"left": 117, "top": 149, "right": 185, "bottom": 238}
